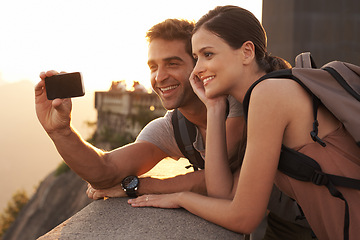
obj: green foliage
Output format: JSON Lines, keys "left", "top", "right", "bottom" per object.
{"left": 87, "top": 100, "right": 163, "bottom": 150}
{"left": 0, "top": 189, "right": 29, "bottom": 238}
{"left": 129, "top": 106, "right": 162, "bottom": 129}
{"left": 90, "top": 126, "right": 134, "bottom": 149}
{"left": 54, "top": 161, "right": 70, "bottom": 176}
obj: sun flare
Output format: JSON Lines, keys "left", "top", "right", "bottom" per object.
{"left": 0, "top": 0, "right": 262, "bottom": 91}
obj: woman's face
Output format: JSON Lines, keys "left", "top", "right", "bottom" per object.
{"left": 191, "top": 27, "right": 243, "bottom": 98}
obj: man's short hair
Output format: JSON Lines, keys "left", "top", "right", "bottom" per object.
{"left": 146, "top": 19, "right": 195, "bottom": 59}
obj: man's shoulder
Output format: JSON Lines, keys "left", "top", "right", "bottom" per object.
{"left": 146, "top": 110, "right": 174, "bottom": 125}
{"left": 154, "top": 110, "right": 174, "bottom": 126}
{"left": 137, "top": 110, "right": 175, "bottom": 135}
{"left": 136, "top": 110, "right": 183, "bottom": 159}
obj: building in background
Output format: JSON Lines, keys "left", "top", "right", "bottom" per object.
{"left": 94, "top": 81, "right": 165, "bottom": 150}
{"left": 262, "top": 0, "right": 360, "bottom": 67}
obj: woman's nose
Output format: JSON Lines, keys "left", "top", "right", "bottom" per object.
{"left": 192, "top": 61, "right": 205, "bottom": 79}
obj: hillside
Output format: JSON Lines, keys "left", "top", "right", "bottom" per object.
{"left": 0, "top": 80, "right": 96, "bottom": 211}
{"left": 3, "top": 169, "right": 92, "bottom": 240}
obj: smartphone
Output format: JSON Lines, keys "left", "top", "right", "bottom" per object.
{"left": 45, "top": 72, "right": 85, "bottom": 100}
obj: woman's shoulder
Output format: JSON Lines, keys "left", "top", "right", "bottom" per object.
{"left": 248, "top": 78, "right": 313, "bottom": 126}
{"left": 251, "top": 78, "right": 311, "bottom": 106}
{"left": 253, "top": 77, "right": 304, "bottom": 94}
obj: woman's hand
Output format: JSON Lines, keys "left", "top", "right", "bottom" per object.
{"left": 189, "top": 71, "right": 228, "bottom": 111}
{"left": 189, "top": 72, "right": 207, "bottom": 103}
{"left": 128, "top": 193, "right": 182, "bottom": 209}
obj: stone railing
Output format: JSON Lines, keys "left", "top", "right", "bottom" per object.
{"left": 38, "top": 197, "right": 244, "bottom": 240}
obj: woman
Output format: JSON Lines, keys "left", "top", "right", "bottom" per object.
{"left": 128, "top": 6, "right": 360, "bottom": 239}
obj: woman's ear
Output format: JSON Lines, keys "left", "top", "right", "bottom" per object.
{"left": 241, "top": 41, "right": 256, "bottom": 64}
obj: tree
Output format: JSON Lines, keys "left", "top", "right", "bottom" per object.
{"left": 0, "top": 189, "right": 29, "bottom": 238}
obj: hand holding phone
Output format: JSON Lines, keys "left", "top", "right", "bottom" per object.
{"left": 45, "top": 72, "right": 85, "bottom": 100}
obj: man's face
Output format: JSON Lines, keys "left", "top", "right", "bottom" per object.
{"left": 148, "top": 39, "right": 196, "bottom": 110}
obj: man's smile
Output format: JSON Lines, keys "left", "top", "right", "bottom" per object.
{"left": 160, "top": 85, "right": 179, "bottom": 92}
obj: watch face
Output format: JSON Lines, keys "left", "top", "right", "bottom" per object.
{"left": 122, "top": 176, "right": 139, "bottom": 190}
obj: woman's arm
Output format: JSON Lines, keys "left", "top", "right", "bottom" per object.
{"left": 189, "top": 74, "right": 240, "bottom": 198}
{"left": 129, "top": 80, "right": 292, "bottom": 233}
{"left": 205, "top": 99, "right": 235, "bottom": 197}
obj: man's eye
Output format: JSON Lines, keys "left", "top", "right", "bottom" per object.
{"left": 149, "top": 65, "right": 157, "bottom": 72}
{"left": 168, "top": 62, "right": 179, "bottom": 66}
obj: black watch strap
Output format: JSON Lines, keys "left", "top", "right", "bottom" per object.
{"left": 124, "top": 188, "right": 138, "bottom": 198}
{"left": 121, "top": 175, "right": 139, "bottom": 198}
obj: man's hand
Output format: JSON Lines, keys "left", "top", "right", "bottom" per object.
{"left": 35, "top": 70, "right": 72, "bottom": 135}
{"left": 86, "top": 183, "right": 127, "bottom": 200}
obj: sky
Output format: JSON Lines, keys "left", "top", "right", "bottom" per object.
{"left": 0, "top": 0, "right": 262, "bottom": 92}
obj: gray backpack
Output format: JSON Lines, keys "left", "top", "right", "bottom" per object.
{"left": 293, "top": 52, "right": 360, "bottom": 146}
{"left": 243, "top": 52, "right": 360, "bottom": 240}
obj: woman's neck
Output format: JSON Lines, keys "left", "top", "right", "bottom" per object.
{"left": 231, "top": 68, "right": 266, "bottom": 103}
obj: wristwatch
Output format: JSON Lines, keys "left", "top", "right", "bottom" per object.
{"left": 121, "top": 175, "right": 139, "bottom": 198}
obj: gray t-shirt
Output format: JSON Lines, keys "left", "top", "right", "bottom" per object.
{"left": 135, "top": 95, "right": 243, "bottom": 160}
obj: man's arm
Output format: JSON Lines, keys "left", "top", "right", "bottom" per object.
{"left": 86, "top": 115, "right": 244, "bottom": 199}
{"left": 35, "top": 71, "right": 169, "bottom": 189}
{"left": 87, "top": 170, "right": 207, "bottom": 199}
{"left": 36, "top": 71, "right": 207, "bottom": 194}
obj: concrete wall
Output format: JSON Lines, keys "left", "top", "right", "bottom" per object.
{"left": 38, "top": 198, "right": 245, "bottom": 240}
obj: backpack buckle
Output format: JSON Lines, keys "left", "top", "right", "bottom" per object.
{"left": 310, "top": 120, "right": 327, "bottom": 147}
{"left": 311, "top": 171, "right": 328, "bottom": 186}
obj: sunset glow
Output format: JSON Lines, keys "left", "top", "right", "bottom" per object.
{"left": 0, "top": 0, "right": 262, "bottom": 91}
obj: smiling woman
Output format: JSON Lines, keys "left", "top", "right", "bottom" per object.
{"left": 0, "top": 0, "right": 262, "bottom": 91}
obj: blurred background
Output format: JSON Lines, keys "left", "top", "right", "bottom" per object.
{"left": 0, "top": 0, "right": 359, "bottom": 238}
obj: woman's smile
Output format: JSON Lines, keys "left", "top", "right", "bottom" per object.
{"left": 202, "top": 75, "right": 215, "bottom": 86}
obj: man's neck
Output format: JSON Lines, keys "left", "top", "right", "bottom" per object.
{"left": 177, "top": 100, "right": 207, "bottom": 130}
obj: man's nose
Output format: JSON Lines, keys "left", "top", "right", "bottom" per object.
{"left": 155, "top": 66, "right": 169, "bottom": 82}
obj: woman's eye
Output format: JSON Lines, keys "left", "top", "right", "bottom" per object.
{"left": 204, "top": 52, "right": 213, "bottom": 58}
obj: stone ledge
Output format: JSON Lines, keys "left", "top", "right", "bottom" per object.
{"left": 38, "top": 197, "right": 244, "bottom": 240}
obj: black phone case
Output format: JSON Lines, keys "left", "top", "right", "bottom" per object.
{"left": 45, "top": 72, "right": 85, "bottom": 100}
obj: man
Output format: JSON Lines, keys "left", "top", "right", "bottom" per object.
{"left": 35, "top": 19, "right": 244, "bottom": 200}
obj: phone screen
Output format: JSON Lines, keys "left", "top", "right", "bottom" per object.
{"left": 45, "top": 72, "right": 85, "bottom": 100}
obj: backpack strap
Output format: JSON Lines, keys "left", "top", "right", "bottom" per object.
{"left": 172, "top": 100, "right": 230, "bottom": 171}
{"left": 309, "top": 96, "right": 326, "bottom": 147}
{"left": 280, "top": 145, "right": 360, "bottom": 240}
{"left": 243, "top": 69, "right": 326, "bottom": 147}
{"left": 280, "top": 145, "right": 360, "bottom": 190}
{"left": 172, "top": 109, "right": 204, "bottom": 171}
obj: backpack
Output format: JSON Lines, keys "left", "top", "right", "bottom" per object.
{"left": 243, "top": 52, "right": 360, "bottom": 240}
{"left": 171, "top": 100, "right": 230, "bottom": 171}
{"left": 171, "top": 108, "right": 204, "bottom": 171}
